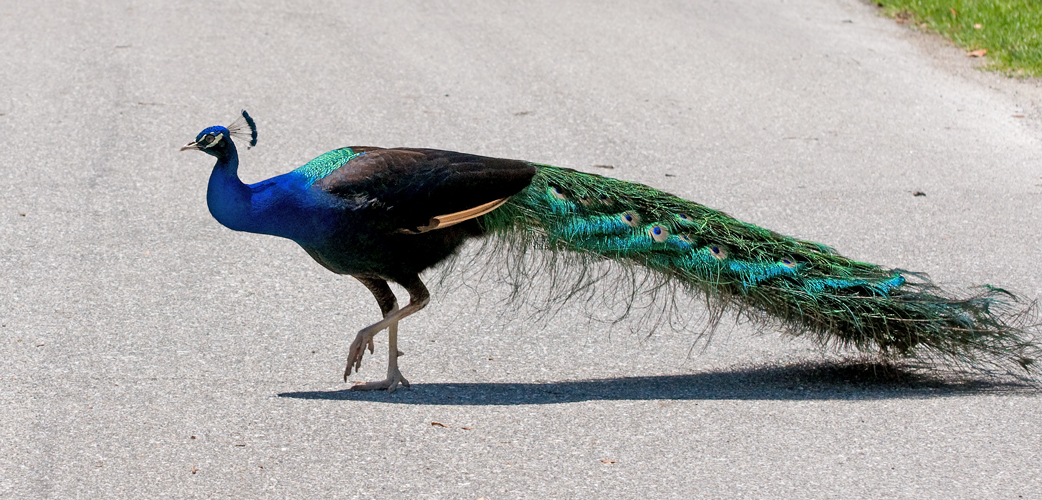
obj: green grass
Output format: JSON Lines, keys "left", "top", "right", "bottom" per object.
{"left": 877, "top": 0, "right": 1042, "bottom": 77}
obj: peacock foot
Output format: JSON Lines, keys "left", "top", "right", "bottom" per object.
{"left": 350, "top": 368, "right": 410, "bottom": 392}
{"left": 343, "top": 328, "right": 377, "bottom": 380}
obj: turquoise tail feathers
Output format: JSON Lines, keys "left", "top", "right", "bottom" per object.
{"left": 479, "top": 165, "right": 1039, "bottom": 372}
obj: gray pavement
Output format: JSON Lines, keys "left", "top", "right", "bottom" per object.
{"left": 2, "top": 0, "right": 1042, "bottom": 498}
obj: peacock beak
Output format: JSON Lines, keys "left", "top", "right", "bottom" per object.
{"left": 180, "top": 141, "right": 201, "bottom": 151}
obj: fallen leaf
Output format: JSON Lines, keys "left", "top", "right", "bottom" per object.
{"left": 949, "top": 7, "right": 958, "bottom": 17}
{"left": 973, "top": 23, "right": 982, "bottom": 29}
{"left": 431, "top": 422, "right": 448, "bottom": 428}
{"left": 461, "top": 427, "right": 472, "bottom": 430}
{"left": 600, "top": 459, "right": 617, "bottom": 464}
{"left": 1013, "top": 114, "right": 1025, "bottom": 118}
{"left": 592, "top": 164, "right": 615, "bottom": 169}
{"left": 967, "top": 49, "right": 987, "bottom": 58}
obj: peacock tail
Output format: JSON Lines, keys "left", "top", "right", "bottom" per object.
{"left": 478, "top": 165, "right": 1039, "bottom": 373}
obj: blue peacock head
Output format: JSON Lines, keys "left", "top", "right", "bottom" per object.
{"left": 181, "top": 110, "right": 258, "bottom": 157}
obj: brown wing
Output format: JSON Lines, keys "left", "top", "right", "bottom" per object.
{"left": 314, "top": 147, "right": 536, "bottom": 232}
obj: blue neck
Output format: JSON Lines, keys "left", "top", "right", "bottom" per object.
{"left": 206, "top": 146, "right": 261, "bottom": 233}
{"left": 205, "top": 146, "right": 339, "bottom": 246}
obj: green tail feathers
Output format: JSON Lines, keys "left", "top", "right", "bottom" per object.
{"left": 479, "top": 165, "right": 1040, "bottom": 373}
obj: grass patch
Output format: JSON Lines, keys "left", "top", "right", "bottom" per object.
{"left": 877, "top": 0, "right": 1042, "bottom": 77}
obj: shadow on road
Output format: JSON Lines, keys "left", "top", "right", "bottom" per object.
{"left": 278, "top": 361, "right": 1037, "bottom": 405}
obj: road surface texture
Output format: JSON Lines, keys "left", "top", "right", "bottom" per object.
{"left": 2, "top": 0, "right": 1041, "bottom": 498}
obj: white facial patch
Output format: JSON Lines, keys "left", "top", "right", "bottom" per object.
{"left": 206, "top": 134, "right": 224, "bottom": 148}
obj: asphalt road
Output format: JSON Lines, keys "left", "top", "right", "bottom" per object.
{"left": 2, "top": 0, "right": 1041, "bottom": 498}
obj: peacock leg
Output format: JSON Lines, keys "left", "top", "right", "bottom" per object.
{"left": 346, "top": 277, "right": 396, "bottom": 376}
{"left": 346, "top": 275, "right": 429, "bottom": 391}
{"left": 350, "top": 318, "right": 411, "bottom": 392}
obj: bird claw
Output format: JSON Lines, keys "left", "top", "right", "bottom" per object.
{"left": 343, "top": 327, "right": 378, "bottom": 380}
{"left": 343, "top": 322, "right": 409, "bottom": 391}
{"left": 350, "top": 370, "right": 410, "bottom": 392}
{"left": 342, "top": 299, "right": 411, "bottom": 389}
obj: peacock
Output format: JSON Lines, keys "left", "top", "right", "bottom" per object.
{"left": 182, "top": 110, "right": 1039, "bottom": 391}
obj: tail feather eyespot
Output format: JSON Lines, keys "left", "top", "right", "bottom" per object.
{"left": 620, "top": 211, "right": 641, "bottom": 227}
{"left": 709, "top": 245, "right": 728, "bottom": 260}
{"left": 649, "top": 224, "right": 670, "bottom": 242}
{"left": 549, "top": 186, "right": 568, "bottom": 200}
{"left": 780, "top": 257, "right": 797, "bottom": 268}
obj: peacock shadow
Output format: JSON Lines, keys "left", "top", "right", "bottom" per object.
{"left": 277, "top": 361, "right": 1037, "bottom": 405}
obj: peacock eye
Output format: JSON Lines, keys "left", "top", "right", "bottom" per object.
{"left": 202, "top": 134, "right": 215, "bottom": 145}
{"left": 649, "top": 224, "right": 669, "bottom": 242}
